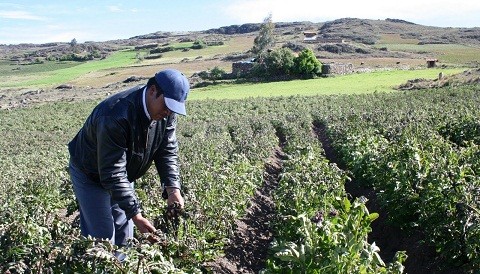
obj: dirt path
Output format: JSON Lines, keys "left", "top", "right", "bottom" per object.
{"left": 205, "top": 134, "right": 286, "bottom": 273}
{"left": 312, "top": 121, "right": 462, "bottom": 274}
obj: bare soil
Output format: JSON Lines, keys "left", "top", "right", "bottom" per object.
{"left": 204, "top": 147, "right": 285, "bottom": 273}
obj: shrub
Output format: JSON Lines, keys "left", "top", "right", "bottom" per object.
{"left": 191, "top": 40, "right": 207, "bottom": 49}
{"left": 59, "top": 53, "right": 91, "bottom": 62}
{"left": 198, "top": 66, "right": 226, "bottom": 81}
{"left": 293, "top": 49, "right": 322, "bottom": 78}
{"left": 144, "top": 53, "right": 162, "bottom": 59}
{"left": 255, "top": 48, "right": 296, "bottom": 77}
{"left": 150, "top": 46, "right": 175, "bottom": 54}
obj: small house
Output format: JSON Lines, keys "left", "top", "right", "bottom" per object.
{"left": 303, "top": 31, "right": 318, "bottom": 42}
{"left": 426, "top": 58, "right": 438, "bottom": 68}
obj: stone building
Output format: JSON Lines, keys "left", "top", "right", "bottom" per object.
{"left": 322, "top": 63, "right": 354, "bottom": 75}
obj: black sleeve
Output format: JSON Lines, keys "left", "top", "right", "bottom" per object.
{"left": 96, "top": 115, "right": 141, "bottom": 219}
{"left": 154, "top": 114, "right": 181, "bottom": 194}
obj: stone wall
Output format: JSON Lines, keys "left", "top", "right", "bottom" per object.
{"left": 232, "top": 61, "right": 354, "bottom": 76}
{"left": 321, "top": 63, "right": 354, "bottom": 75}
{"left": 232, "top": 61, "right": 255, "bottom": 76}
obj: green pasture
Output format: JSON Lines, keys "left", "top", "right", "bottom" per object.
{"left": 0, "top": 60, "right": 81, "bottom": 77}
{"left": 188, "top": 68, "right": 464, "bottom": 100}
{"left": 0, "top": 39, "right": 245, "bottom": 88}
{"left": 374, "top": 43, "right": 480, "bottom": 65}
{"left": 158, "top": 38, "right": 249, "bottom": 62}
{"left": 0, "top": 50, "right": 139, "bottom": 88}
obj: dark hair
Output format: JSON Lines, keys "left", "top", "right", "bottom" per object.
{"left": 147, "top": 77, "right": 163, "bottom": 98}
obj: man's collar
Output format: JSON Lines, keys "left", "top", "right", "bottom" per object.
{"left": 142, "top": 86, "right": 151, "bottom": 121}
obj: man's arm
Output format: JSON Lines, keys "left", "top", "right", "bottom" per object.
{"left": 154, "top": 114, "right": 184, "bottom": 207}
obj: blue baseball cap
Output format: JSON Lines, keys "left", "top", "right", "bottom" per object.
{"left": 154, "top": 69, "right": 189, "bottom": 115}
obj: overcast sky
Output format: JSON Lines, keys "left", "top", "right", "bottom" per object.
{"left": 1, "top": 0, "right": 480, "bottom": 44}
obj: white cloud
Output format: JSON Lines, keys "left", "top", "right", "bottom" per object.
{"left": 0, "top": 22, "right": 98, "bottom": 44}
{"left": 0, "top": 10, "right": 46, "bottom": 20}
{"left": 222, "top": 0, "right": 480, "bottom": 27}
{"left": 108, "top": 5, "right": 123, "bottom": 12}
{"left": 0, "top": 3, "right": 25, "bottom": 9}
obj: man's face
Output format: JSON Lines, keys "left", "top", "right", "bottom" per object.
{"left": 146, "top": 85, "right": 172, "bottom": 120}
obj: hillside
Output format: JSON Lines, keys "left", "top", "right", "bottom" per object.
{"left": 207, "top": 17, "right": 480, "bottom": 45}
{"left": 0, "top": 17, "right": 479, "bottom": 93}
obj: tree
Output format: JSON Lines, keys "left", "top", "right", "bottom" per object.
{"left": 251, "top": 14, "right": 275, "bottom": 55}
{"left": 294, "top": 49, "right": 322, "bottom": 78}
{"left": 135, "top": 52, "right": 143, "bottom": 63}
{"left": 70, "top": 38, "right": 78, "bottom": 53}
{"left": 70, "top": 38, "right": 77, "bottom": 48}
{"left": 258, "top": 47, "right": 295, "bottom": 77}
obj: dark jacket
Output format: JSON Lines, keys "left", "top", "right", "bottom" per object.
{"left": 68, "top": 85, "right": 181, "bottom": 219}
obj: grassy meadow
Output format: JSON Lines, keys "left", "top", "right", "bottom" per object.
{"left": 0, "top": 36, "right": 255, "bottom": 89}
{"left": 188, "top": 68, "right": 464, "bottom": 100}
{"left": 374, "top": 41, "right": 480, "bottom": 65}
{"left": 0, "top": 50, "right": 139, "bottom": 88}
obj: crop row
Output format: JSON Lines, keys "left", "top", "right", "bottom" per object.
{"left": 1, "top": 84, "right": 479, "bottom": 272}
{"left": 319, "top": 86, "right": 480, "bottom": 272}
{"left": 262, "top": 113, "right": 405, "bottom": 273}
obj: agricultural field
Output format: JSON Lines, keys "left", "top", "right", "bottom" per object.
{"left": 373, "top": 43, "right": 480, "bottom": 66}
{"left": 1, "top": 80, "right": 479, "bottom": 273}
{"left": 1, "top": 17, "right": 480, "bottom": 273}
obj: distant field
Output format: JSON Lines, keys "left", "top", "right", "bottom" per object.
{"left": 0, "top": 35, "right": 472, "bottom": 91}
{"left": 0, "top": 36, "right": 254, "bottom": 89}
{"left": 147, "top": 36, "right": 254, "bottom": 64}
{"left": 188, "top": 68, "right": 464, "bottom": 100}
{"left": 0, "top": 60, "right": 81, "bottom": 77}
{"left": 374, "top": 43, "right": 480, "bottom": 65}
{"left": 0, "top": 50, "right": 139, "bottom": 88}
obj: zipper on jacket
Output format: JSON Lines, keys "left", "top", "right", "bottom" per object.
{"left": 145, "top": 120, "right": 157, "bottom": 149}
{"left": 145, "top": 130, "right": 148, "bottom": 149}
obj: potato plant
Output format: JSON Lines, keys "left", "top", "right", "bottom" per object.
{"left": 323, "top": 86, "right": 480, "bottom": 271}
{"left": 1, "top": 84, "right": 479, "bottom": 272}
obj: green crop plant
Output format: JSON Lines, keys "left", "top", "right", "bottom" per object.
{"left": 1, "top": 82, "right": 479, "bottom": 272}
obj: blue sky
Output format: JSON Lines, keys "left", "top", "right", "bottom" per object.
{"left": 1, "top": 0, "right": 480, "bottom": 44}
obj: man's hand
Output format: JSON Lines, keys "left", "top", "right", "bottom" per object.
{"left": 132, "top": 213, "right": 159, "bottom": 243}
{"left": 132, "top": 213, "right": 156, "bottom": 233}
{"left": 166, "top": 188, "right": 185, "bottom": 220}
{"left": 166, "top": 187, "right": 184, "bottom": 208}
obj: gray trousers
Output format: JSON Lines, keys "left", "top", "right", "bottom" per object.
{"left": 69, "top": 161, "right": 133, "bottom": 246}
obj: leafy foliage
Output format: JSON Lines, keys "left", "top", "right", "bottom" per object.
{"left": 191, "top": 40, "right": 207, "bottom": 50}
{"left": 294, "top": 49, "right": 322, "bottom": 78}
{"left": 252, "top": 14, "right": 275, "bottom": 55}
{"left": 1, "top": 84, "right": 480, "bottom": 272}
{"left": 254, "top": 47, "right": 296, "bottom": 77}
